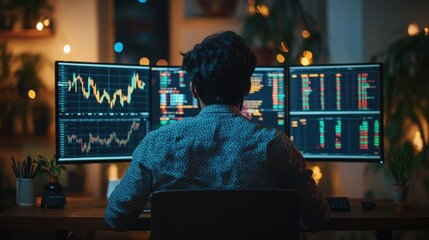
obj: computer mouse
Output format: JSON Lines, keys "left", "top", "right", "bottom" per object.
{"left": 361, "top": 201, "right": 376, "bottom": 210}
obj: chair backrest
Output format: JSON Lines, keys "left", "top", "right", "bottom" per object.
{"left": 150, "top": 189, "right": 300, "bottom": 240}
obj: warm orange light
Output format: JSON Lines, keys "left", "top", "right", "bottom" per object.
{"left": 139, "top": 57, "right": 150, "bottom": 66}
{"left": 156, "top": 59, "right": 168, "bottom": 66}
{"left": 276, "top": 53, "right": 285, "bottom": 63}
{"left": 108, "top": 164, "right": 119, "bottom": 180}
{"left": 408, "top": 23, "right": 419, "bottom": 36}
{"left": 311, "top": 166, "right": 323, "bottom": 185}
{"left": 248, "top": 0, "right": 256, "bottom": 15}
{"left": 303, "top": 50, "right": 313, "bottom": 59}
{"left": 300, "top": 57, "right": 310, "bottom": 66}
{"left": 280, "top": 41, "right": 289, "bottom": 52}
{"left": 412, "top": 131, "right": 424, "bottom": 152}
{"left": 43, "top": 19, "right": 50, "bottom": 27}
{"left": 425, "top": 27, "right": 429, "bottom": 36}
{"left": 301, "top": 29, "right": 310, "bottom": 39}
{"left": 256, "top": 4, "right": 269, "bottom": 17}
{"left": 28, "top": 90, "right": 36, "bottom": 99}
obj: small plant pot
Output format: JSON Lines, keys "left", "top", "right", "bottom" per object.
{"left": 41, "top": 182, "right": 66, "bottom": 208}
{"left": 391, "top": 185, "right": 409, "bottom": 204}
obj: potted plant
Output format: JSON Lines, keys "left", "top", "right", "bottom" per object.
{"left": 240, "top": 0, "right": 324, "bottom": 65}
{"left": 14, "top": 52, "right": 46, "bottom": 135}
{"left": 386, "top": 144, "right": 414, "bottom": 204}
{"left": 371, "top": 31, "right": 429, "bottom": 167}
{"left": 365, "top": 30, "right": 429, "bottom": 202}
{"left": 37, "top": 155, "right": 67, "bottom": 208}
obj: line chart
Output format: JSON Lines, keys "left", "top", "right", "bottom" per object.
{"left": 59, "top": 119, "right": 148, "bottom": 157}
{"left": 67, "top": 120, "right": 140, "bottom": 153}
{"left": 56, "top": 62, "right": 150, "bottom": 114}
{"left": 67, "top": 72, "right": 145, "bottom": 109}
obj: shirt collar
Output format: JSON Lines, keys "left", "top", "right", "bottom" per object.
{"left": 199, "top": 104, "right": 242, "bottom": 116}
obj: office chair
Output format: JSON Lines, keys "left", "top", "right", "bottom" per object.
{"left": 150, "top": 189, "right": 300, "bottom": 240}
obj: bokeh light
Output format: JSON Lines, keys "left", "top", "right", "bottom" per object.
{"left": 114, "top": 42, "right": 124, "bottom": 53}
{"left": 139, "top": 57, "right": 150, "bottom": 65}
{"left": 156, "top": 59, "right": 168, "bottom": 66}
{"left": 36, "top": 22, "right": 44, "bottom": 31}
{"left": 301, "top": 29, "right": 310, "bottom": 39}
{"left": 276, "top": 53, "right": 285, "bottom": 63}
{"left": 63, "top": 44, "right": 71, "bottom": 54}
{"left": 408, "top": 23, "right": 419, "bottom": 36}
{"left": 28, "top": 90, "right": 36, "bottom": 99}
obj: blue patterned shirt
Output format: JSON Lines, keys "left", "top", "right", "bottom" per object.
{"left": 105, "top": 104, "right": 330, "bottom": 232}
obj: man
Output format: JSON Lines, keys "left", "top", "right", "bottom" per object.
{"left": 105, "top": 31, "right": 330, "bottom": 232}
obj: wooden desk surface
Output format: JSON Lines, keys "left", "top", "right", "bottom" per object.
{"left": 1, "top": 198, "right": 429, "bottom": 231}
{"left": 324, "top": 199, "right": 429, "bottom": 231}
{"left": 0, "top": 197, "right": 150, "bottom": 231}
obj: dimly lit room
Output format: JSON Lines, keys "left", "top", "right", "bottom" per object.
{"left": 0, "top": 0, "right": 429, "bottom": 239}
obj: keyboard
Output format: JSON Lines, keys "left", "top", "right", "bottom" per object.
{"left": 326, "top": 197, "right": 351, "bottom": 211}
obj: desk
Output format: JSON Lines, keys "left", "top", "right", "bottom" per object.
{"left": 0, "top": 197, "right": 150, "bottom": 231}
{"left": 1, "top": 198, "right": 429, "bottom": 232}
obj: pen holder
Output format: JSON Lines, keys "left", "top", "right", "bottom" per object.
{"left": 16, "top": 178, "right": 36, "bottom": 206}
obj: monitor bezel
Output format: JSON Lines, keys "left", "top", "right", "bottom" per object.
{"left": 55, "top": 60, "right": 151, "bottom": 164}
{"left": 287, "top": 62, "right": 384, "bottom": 163}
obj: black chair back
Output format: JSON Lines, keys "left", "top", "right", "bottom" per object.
{"left": 150, "top": 189, "right": 300, "bottom": 240}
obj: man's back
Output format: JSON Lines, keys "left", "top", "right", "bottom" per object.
{"left": 105, "top": 31, "right": 330, "bottom": 233}
{"left": 139, "top": 104, "right": 288, "bottom": 190}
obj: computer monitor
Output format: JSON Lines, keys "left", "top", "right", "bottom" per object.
{"left": 288, "top": 63, "right": 383, "bottom": 163}
{"left": 150, "top": 66, "right": 199, "bottom": 129}
{"left": 55, "top": 61, "right": 151, "bottom": 163}
{"left": 150, "top": 66, "right": 286, "bottom": 132}
{"left": 242, "top": 66, "right": 286, "bottom": 132}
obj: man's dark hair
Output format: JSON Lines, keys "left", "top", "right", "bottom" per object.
{"left": 182, "top": 31, "right": 256, "bottom": 105}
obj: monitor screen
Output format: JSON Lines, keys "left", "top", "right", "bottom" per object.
{"left": 288, "top": 63, "right": 383, "bottom": 162}
{"left": 151, "top": 66, "right": 286, "bottom": 131}
{"left": 242, "top": 66, "right": 286, "bottom": 132}
{"left": 55, "top": 61, "right": 151, "bottom": 163}
{"left": 150, "top": 66, "right": 199, "bottom": 129}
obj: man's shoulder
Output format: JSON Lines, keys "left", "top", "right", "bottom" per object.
{"left": 147, "top": 117, "right": 196, "bottom": 137}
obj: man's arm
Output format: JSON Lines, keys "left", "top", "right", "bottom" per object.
{"left": 283, "top": 137, "right": 331, "bottom": 232}
{"left": 104, "top": 142, "right": 153, "bottom": 231}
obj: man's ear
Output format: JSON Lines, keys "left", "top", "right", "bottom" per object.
{"left": 190, "top": 81, "right": 199, "bottom": 99}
